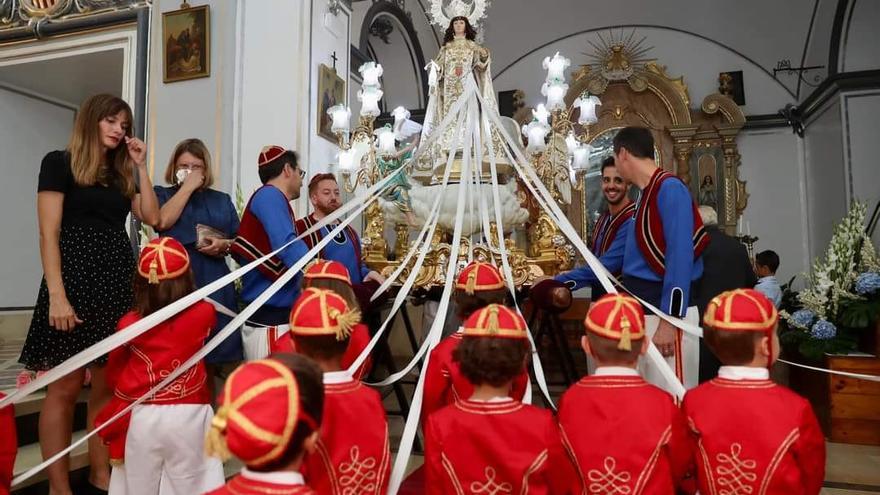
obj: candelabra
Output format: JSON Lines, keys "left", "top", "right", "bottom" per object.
{"left": 327, "top": 62, "right": 422, "bottom": 270}
{"left": 521, "top": 52, "right": 602, "bottom": 272}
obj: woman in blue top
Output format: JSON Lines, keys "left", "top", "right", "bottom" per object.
{"left": 154, "top": 138, "right": 241, "bottom": 364}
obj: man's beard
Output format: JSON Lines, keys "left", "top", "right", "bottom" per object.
{"left": 316, "top": 202, "right": 339, "bottom": 216}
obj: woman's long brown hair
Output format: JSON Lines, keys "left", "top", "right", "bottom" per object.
{"left": 67, "top": 94, "right": 136, "bottom": 198}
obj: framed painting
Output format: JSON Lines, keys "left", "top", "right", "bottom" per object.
{"left": 163, "top": 4, "right": 210, "bottom": 83}
{"left": 317, "top": 64, "right": 346, "bottom": 142}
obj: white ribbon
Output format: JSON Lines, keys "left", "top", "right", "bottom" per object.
{"left": 386, "top": 87, "right": 476, "bottom": 495}
{"left": 11, "top": 190, "right": 385, "bottom": 487}
{"left": 778, "top": 358, "right": 880, "bottom": 382}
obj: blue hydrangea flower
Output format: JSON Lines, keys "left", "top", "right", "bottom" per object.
{"left": 810, "top": 319, "right": 837, "bottom": 340}
{"left": 790, "top": 309, "right": 816, "bottom": 329}
{"left": 855, "top": 272, "right": 880, "bottom": 295}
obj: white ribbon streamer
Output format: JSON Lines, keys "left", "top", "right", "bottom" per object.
{"left": 11, "top": 191, "right": 382, "bottom": 487}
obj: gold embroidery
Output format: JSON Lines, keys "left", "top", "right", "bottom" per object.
{"left": 715, "top": 443, "right": 757, "bottom": 495}
{"left": 587, "top": 456, "right": 632, "bottom": 494}
{"left": 470, "top": 467, "right": 513, "bottom": 494}
{"left": 338, "top": 446, "right": 378, "bottom": 494}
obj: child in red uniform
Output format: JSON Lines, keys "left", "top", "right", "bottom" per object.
{"left": 273, "top": 260, "right": 372, "bottom": 379}
{"left": 288, "top": 287, "right": 390, "bottom": 495}
{"left": 557, "top": 293, "right": 693, "bottom": 494}
{"left": 205, "top": 355, "right": 324, "bottom": 495}
{"left": 683, "top": 289, "right": 826, "bottom": 495}
{"left": 0, "top": 393, "right": 15, "bottom": 495}
{"left": 95, "top": 237, "right": 224, "bottom": 495}
{"left": 424, "top": 304, "right": 575, "bottom": 494}
{"left": 422, "top": 261, "right": 528, "bottom": 421}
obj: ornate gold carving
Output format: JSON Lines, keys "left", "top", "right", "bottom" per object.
{"left": 393, "top": 223, "right": 410, "bottom": 261}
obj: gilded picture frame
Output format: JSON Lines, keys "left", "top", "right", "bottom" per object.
{"left": 162, "top": 4, "right": 210, "bottom": 83}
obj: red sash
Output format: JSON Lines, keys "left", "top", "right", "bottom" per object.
{"left": 635, "top": 169, "right": 709, "bottom": 276}
{"left": 294, "top": 213, "right": 363, "bottom": 270}
{"left": 230, "top": 185, "right": 295, "bottom": 281}
{"left": 590, "top": 201, "right": 635, "bottom": 256}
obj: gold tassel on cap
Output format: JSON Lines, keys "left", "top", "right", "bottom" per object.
{"left": 466, "top": 268, "right": 478, "bottom": 295}
{"left": 148, "top": 258, "right": 159, "bottom": 284}
{"left": 486, "top": 305, "right": 500, "bottom": 335}
{"left": 204, "top": 407, "right": 232, "bottom": 461}
{"left": 329, "top": 307, "right": 361, "bottom": 341}
{"left": 617, "top": 316, "right": 632, "bottom": 351}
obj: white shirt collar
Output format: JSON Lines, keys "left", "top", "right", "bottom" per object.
{"left": 718, "top": 366, "right": 769, "bottom": 381}
{"left": 241, "top": 467, "right": 305, "bottom": 485}
{"left": 468, "top": 396, "right": 514, "bottom": 403}
{"left": 594, "top": 366, "right": 640, "bottom": 377}
{"left": 323, "top": 370, "right": 354, "bottom": 384}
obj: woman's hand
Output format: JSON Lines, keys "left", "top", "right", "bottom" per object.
{"left": 125, "top": 137, "right": 147, "bottom": 167}
{"left": 180, "top": 169, "right": 205, "bottom": 192}
{"left": 49, "top": 293, "right": 83, "bottom": 331}
{"left": 198, "top": 237, "right": 230, "bottom": 257}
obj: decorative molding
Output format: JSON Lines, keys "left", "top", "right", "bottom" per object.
{"left": 800, "top": 69, "right": 880, "bottom": 124}
{"left": 0, "top": 0, "right": 147, "bottom": 43}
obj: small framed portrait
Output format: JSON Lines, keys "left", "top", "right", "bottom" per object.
{"left": 317, "top": 64, "right": 346, "bottom": 142}
{"left": 163, "top": 4, "right": 210, "bottom": 83}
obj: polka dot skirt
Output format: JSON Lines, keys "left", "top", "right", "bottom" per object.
{"left": 19, "top": 224, "right": 135, "bottom": 371}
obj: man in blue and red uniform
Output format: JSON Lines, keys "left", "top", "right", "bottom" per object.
{"left": 554, "top": 156, "right": 635, "bottom": 296}
{"left": 231, "top": 145, "right": 309, "bottom": 327}
{"left": 295, "top": 173, "right": 384, "bottom": 286}
{"left": 533, "top": 126, "right": 707, "bottom": 392}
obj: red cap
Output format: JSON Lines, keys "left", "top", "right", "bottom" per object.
{"left": 206, "top": 359, "right": 316, "bottom": 467}
{"left": 704, "top": 289, "right": 778, "bottom": 334}
{"left": 137, "top": 237, "right": 190, "bottom": 284}
{"left": 462, "top": 304, "right": 527, "bottom": 340}
{"left": 258, "top": 145, "right": 287, "bottom": 167}
{"left": 455, "top": 261, "right": 505, "bottom": 295}
{"left": 584, "top": 293, "right": 646, "bottom": 351}
{"left": 304, "top": 259, "right": 352, "bottom": 286}
{"left": 289, "top": 287, "right": 361, "bottom": 340}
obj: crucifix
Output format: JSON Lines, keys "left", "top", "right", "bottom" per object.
{"left": 330, "top": 51, "right": 338, "bottom": 71}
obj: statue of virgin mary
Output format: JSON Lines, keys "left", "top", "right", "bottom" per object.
{"left": 420, "top": 0, "right": 509, "bottom": 172}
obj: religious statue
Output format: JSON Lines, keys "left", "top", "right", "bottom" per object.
{"left": 421, "top": 1, "right": 504, "bottom": 170}
{"left": 699, "top": 174, "right": 717, "bottom": 208}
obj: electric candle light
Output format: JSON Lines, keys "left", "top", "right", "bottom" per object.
{"left": 327, "top": 104, "right": 350, "bottom": 133}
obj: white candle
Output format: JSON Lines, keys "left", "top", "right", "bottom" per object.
{"left": 359, "top": 62, "right": 383, "bottom": 87}
{"left": 358, "top": 87, "right": 383, "bottom": 117}
{"left": 328, "top": 104, "right": 350, "bottom": 133}
{"left": 746, "top": 221, "right": 751, "bottom": 236}
{"left": 376, "top": 128, "right": 396, "bottom": 155}
{"left": 543, "top": 81, "right": 568, "bottom": 111}
{"left": 572, "top": 146, "right": 591, "bottom": 170}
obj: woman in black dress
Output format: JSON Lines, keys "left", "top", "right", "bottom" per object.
{"left": 19, "top": 94, "right": 160, "bottom": 495}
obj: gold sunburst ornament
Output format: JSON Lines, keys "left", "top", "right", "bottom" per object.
{"left": 583, "top": 29, "right": 654, "bottom": 82}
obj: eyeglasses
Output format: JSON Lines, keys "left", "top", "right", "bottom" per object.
{"left": 297, "top": 169, "right": 306, "bottom": 179}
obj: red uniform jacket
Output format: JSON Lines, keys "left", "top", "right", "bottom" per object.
{"left": 302, "top": 377, "right": 390, "bottom": 494}
{"left": 274, "top": 323, "right": 373, "bottom": 380}
{"left": 557, "top": 375, "right": 693, "bottom": 494}
{"left": 206, "top": 475, "right": 316, "bottom": 495}
{"left": 0, "top": 393, "right": 15, "bottom": 495}
{"left": 96, "top": 301, "right": 215, "bottom": 463}
{"left": 425, "top": 399, "right": 575, "bottom": 495}
{"left": 682, "top": 378, "right": 826, "bottom": 495}
{"left": 422, "top": 331, "right": 529, "bottom": 421}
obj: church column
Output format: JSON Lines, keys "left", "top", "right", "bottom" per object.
{"left": 717, "top": 124, "right": 745, "bottom": 234}
{"left": 668, "top": 125, "right": 699, "bottom": 185}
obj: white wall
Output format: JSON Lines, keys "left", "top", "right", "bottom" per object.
{"left": 803, "top": 97, "right": 847, "bottom": 260}
{"left": 841, "top": 0, "right": 880, "bottom": 73}
{"left": 492, "top": 27, "right": 794, "bottom": 116}
{"left": 235, "top": 0, "right": 311, "bottom": 213}
{"left": 147, "top": 0, "right": 239, "bottom": 195}
{"left": 308, "top": 0, "right": 351, "bottom": 179}
{"left": 842, "top": 90, "right": 880, "bottom": 247}
{"left": 738, "top": 128, "right": 809, "bottom": 286}
{"left": 0, "top": 89, "right": 74, "bottom": 307}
